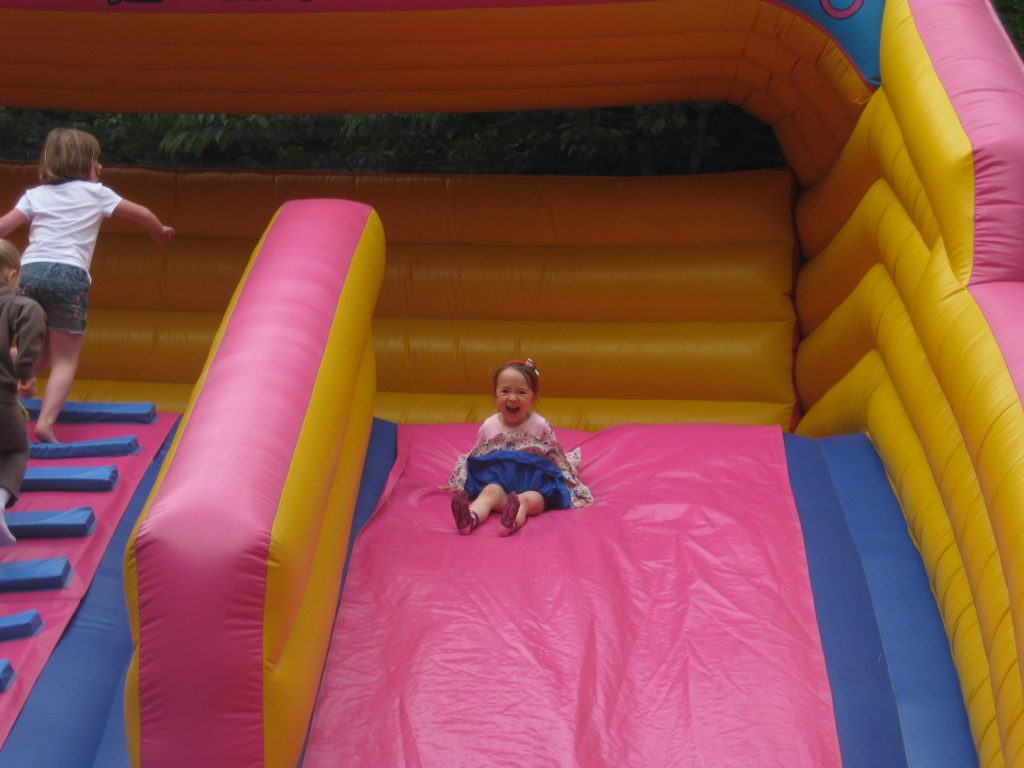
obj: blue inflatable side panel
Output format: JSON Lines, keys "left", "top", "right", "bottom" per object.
{"left": 784, "top": 433, "right": 907, "bottom": 768}
{"left": 818, "top": 434, "right": 977, "bottom": 768}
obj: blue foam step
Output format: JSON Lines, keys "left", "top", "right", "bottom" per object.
{"left": 19, "top": 399, "right": 155, "bottom": 424}
{"left": 0, "top": 610, "right": 43, "bottom": 641}
{"left": 7, "top": 508, "right": 95, "bottom": 538}
{"left": 0, "top": 558, "right": 72, "bottom": 592}
{"left": 29, "top": 435, "right": 139, "bottom": 460}
{"left": 0, "top": 659, "right": 13, "bottom": 692}
{"left": 21, "top": 466, "right": 118, "bottom": 492}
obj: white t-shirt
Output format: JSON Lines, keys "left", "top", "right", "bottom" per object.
{"left": 15, "top": 180, "right": 123, "bottom": 280}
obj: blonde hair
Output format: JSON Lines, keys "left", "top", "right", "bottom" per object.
{"left": 0, "top": 239, "right": 20, "bottom": 274}
{"left": 38, "top": 127, "right": 101, "bottom": 184}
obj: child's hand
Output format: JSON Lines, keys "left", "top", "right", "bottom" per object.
{"left": 17, "top": 376, "right": 36, "bottom": 398}
{"left": 151, "top": 225, "right": 174, "bottom": 244}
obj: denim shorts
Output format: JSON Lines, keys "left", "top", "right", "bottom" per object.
{"left": 17, "top": 262, "right": 89, "bottom": 334}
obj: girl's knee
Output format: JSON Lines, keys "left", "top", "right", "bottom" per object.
{"left": 480, "top": 483, "right": 505, "bottom": 499}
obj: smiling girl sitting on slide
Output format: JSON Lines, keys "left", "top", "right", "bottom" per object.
{"left": 447, "top": 358, "right": 593, "bottom": 537}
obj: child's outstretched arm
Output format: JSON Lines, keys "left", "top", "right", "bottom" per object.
{"left": 114, "top": 199, "right": 174, "bottom": 244}
{"left": 0, "top": 209, "right": 27, "bottom": 239}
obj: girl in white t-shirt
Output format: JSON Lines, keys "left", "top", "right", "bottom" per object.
{"left": 0, "top": 128, "right": 174, "bottom": 442}
{"left": 447, "top": 359, "right": 592, "bottom": 536}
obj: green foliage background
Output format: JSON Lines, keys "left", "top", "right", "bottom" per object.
{"left": 996, "top": 0, "right": 1024, "bottom": 45}
{"left": 0, "top": 1, "right": 1021, "bottom": 176}
{"left": 0, "top": 104, "right": 788, "bottom": 176}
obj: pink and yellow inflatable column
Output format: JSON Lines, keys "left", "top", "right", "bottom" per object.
{"left": 123, "top": 200, "right": 384, "bottom": 767}
{"left": 795, "top": 1, "right": 1024, "bottom": 765}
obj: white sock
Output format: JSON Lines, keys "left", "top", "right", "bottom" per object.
{"left": 0, "top": 489, "right": 16, "bottom": 545}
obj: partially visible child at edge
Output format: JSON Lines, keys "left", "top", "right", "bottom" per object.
{"left": 447, "top": 358, "right": 593, "bottom": 536}
{"left": 0, "top": 240, "right": 46, "bottom": 545}
{"left": 0, "top": 127, "right": 174, "bottom": 443}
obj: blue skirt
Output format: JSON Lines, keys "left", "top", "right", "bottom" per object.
{"left": 465, "top": 450, "right": 570, "bottom": 511}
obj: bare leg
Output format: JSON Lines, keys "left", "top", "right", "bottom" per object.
{"left": 498, "top": 490, "right": 545, "bottom": 537}
{"left": 452, "top": 484, "right": 511, "bottom": 534}
{"left": 468, "top": 484, "right": 507, "bottom": 528}
{"left": 33, "top": 336, "right": 50, "bottom": 374}
{"left": 520, "top": 491, "right": 545, "bottom": 519}
{"left": 34, "top": 329, "right": 83, "bottom": 443}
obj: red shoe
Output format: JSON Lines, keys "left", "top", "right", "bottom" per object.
{"left": 499, "top": 492, "right": 520, "bottom": 535}
{"left": 451, "top": 490, "right": 477, "bottom": 533}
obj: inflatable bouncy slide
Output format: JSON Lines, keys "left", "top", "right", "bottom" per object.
{"left": 1, "top": 0, "right": 1024, "bottom": 766}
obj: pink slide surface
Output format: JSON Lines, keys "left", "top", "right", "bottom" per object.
{"left": 305, "top": 422, "right": 841, "bottom": 767}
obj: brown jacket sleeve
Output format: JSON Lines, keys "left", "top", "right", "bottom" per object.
{"left": 11, "top": 296, "right": 45, "bottom": 382}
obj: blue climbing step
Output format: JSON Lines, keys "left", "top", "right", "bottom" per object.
{"left": 21, "top": 466, "right": 118, "bottom": 492}
{"left": 29, "top": 435, "right": 139, "bottom": 460}
{"left": 6, "top": 508, "right": 95, "bottom": 539}
{"left": 0, "top": 610, "right": 43, "bottom": 641}
{"left": 0, "top": 660, "right": 13, "bottom": 692}
{"left": 19, "top": 399, "right": 155, "bottom": 424}
{"left": 0, "top": 558, "right": 72, "bottom": 592}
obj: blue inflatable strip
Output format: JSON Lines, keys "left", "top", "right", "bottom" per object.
{"left": 341, "top": 418, "right": 398, "bottom": 591}
{"left": 0, "top": 416, "right": 179, "bottom": 768}
{"left": 0, "top": 610, "right": 43, "bottom": 641}
{"left": 91, "top": 663, "right": 132, "bottom": 768}
{"left": 30, "top": 436, "right": 140, "bottom": 460}
{"left": 0, "top": 660, "right": 13, "bottom": 693}
{"left": 297, "top": 417, "right": 399, "bottom": 768}
{"left": 818, "top": 434, "right": 977, "bottom": 768}
{"left": 19, "top": 399, "right": 155, "bottom": 424}
{"left": 22, "top": 466, "right": 118, "bottom": 492}
{"left": 8, "top": 508, "right": 96, "bottom": 538}
{"left": 0, "top": 557, "right": 72, "bottom": 592}
{"left": 783, "top": 433, "right": 907, "bottom": 768}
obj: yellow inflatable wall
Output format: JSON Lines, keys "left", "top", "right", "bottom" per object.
{"left": 0, "top": 164, "right": 800, "bottom": 430}
{"left": 793, "top": 2, "right": 1024, "bottom": 764}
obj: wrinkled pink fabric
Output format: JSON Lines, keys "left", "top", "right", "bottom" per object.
{"left": 0, "top": 413, "right": 177, "bottom": 745}
{"left": 305, "top": 422, "right": 840, "bottom": 767}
